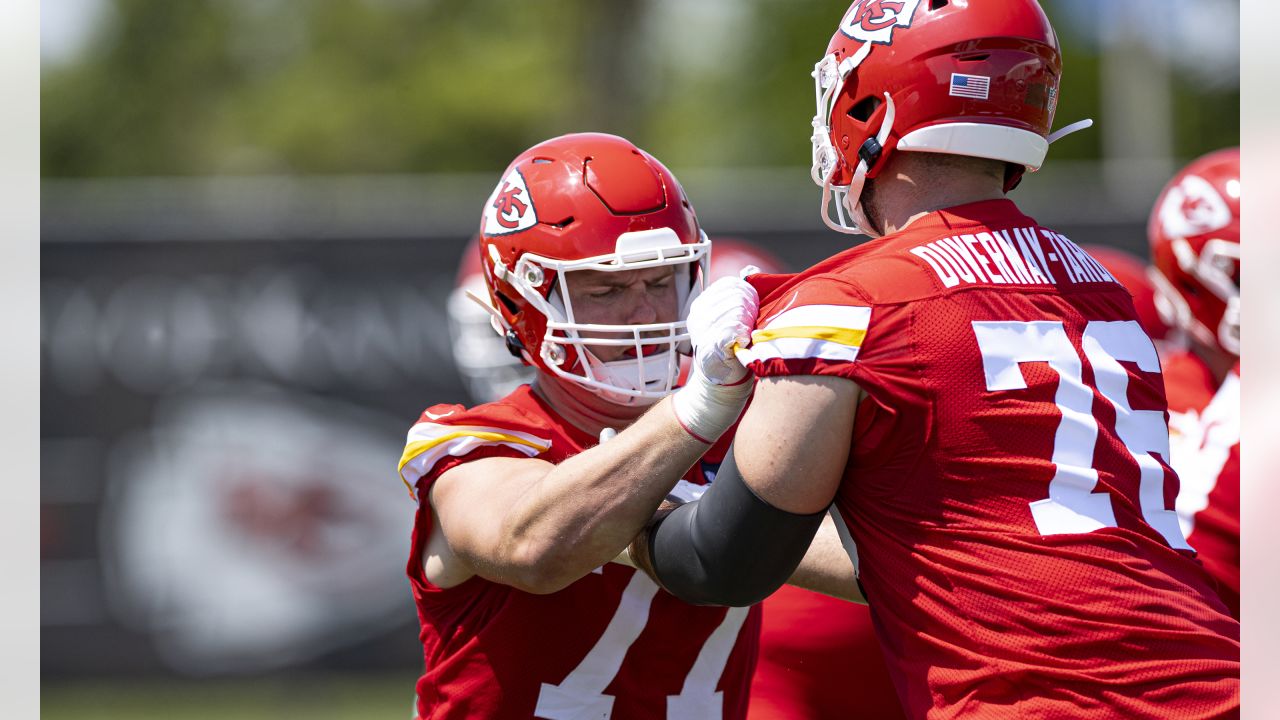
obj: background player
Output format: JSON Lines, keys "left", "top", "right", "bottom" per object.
{"left": 617, "top": 2, "right": 1240, "bottom": 717}
{"left": 1148, "top": 148, "right": 1241, "bottom": 618}
{"left": 446, "top": 235, "right": 535, "bottom": 404}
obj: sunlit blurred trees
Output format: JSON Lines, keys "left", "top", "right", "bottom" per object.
{"left": 41, "top": 0, "right": 1239, "bottom": 178}
{"left": 43, "top": 0, "right": 607, "bottom": 175}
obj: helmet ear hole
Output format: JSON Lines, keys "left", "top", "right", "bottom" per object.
{"left": 493, "top": 290, "right": 520, "bottom": 316}
{"left": 847, "top": 96, "right": 882, "bottom": 123}
{"left": 930, "top": 0, "right": 950, "bottom": 9}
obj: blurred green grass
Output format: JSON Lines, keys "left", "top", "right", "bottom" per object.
{"left": 42, "top": 673, "right": 419, "bottom": 720}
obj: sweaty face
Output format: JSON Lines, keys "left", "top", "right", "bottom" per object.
{"left": 562, "top": 266, "right": 681, "bottom": 363}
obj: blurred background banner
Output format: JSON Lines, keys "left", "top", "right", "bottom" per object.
{"left": 39, "top": 0, "right": 1240, "bottom": 714}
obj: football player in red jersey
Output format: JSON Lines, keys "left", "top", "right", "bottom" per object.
{"left": 400, "top": 133, "right": 859, "bottom": 719}
{"left": 1148, "top": 149, "right": 1240, "bottom": 618}
{"left": 578, "top": 2, "right": 1239, "bottom": 718}
{"left": 445, "top": 231, "right": 902, "bottom": 719}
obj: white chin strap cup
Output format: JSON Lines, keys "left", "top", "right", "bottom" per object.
{"left": 579, "top": 348, "right": 681, "bottom": 407}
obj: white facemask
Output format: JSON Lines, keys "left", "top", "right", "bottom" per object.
{"left": 489, "top": 227, "right": 711, "bottom": 405}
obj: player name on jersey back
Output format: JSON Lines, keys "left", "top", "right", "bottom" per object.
{"left": 909, "top": 225, "right": 1116, "bottom": 289}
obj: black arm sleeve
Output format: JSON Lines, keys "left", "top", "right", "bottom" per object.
{"left": 646, "top": 445, "right": 828, "bottom": 607}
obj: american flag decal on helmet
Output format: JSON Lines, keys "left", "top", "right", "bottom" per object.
{"left": 949, "top": 73, "right": 991, "bottom": 100}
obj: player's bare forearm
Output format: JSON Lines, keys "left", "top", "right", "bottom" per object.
{"left": 491, "top": 396, "right": 708, "bottom": 592}
{"left": 785, "top": 514, "right": 864, "bottom": 603}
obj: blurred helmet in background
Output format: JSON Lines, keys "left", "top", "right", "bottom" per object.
{"left": 478, "top": 132, "right": 709, "bottom": 406}
{"left": 707, "top": 237, "right": 788, "bottom": 282}
{"left": 447, "top": 236, "right": 535, "bottom": 404}
{"left": 1148, "top": 147, "right": 1240, "bottom": 357}
{"left": 810, "top": 0, "right": 1074, "bottom": 235}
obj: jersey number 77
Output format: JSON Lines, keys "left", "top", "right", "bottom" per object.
{"left": 972, "top": 319, "right": 1190, "bottom": 549}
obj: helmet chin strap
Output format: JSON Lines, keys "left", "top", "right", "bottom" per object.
{"left": 819, "top": 92, "right": 896, "bottom": 238}
{"left": 819, "top": 168, "right": 856, "bottom": 236}
{"left": 580, "top": 349, "right": 675, "bottom": 407}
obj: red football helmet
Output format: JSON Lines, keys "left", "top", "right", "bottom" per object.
{"left": 447, "top": 236, "right": 535, "bottom": 404}
{"left": 478, "top": 133, "right": 709, "bottom": 405}
{"left": 810, "top": 0, "right": 1088, "bottom": 235}
{"left": 1148, "top": 148, "right": 1240, "bottom": 357}
{"left": 1082, "top": 245, "right": 1174, "bottom": 347}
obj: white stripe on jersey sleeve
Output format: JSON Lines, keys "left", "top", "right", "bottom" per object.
{"left": 398, "top": 422, "right": 552, "bottom": 499}
{"left": 738, "top": 304, "right": 871, "bottom": 365}
{"left": 760, "top": 304, "right": 871, "bottom": 332}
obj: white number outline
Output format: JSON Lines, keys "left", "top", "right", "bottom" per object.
{"left": 534, "top": 571, "right": 750, "bottom": 720}
{"left": 972, "top": 320, "right": 1190, "bottom": 548}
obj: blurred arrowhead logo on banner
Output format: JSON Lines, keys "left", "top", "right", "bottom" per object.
{"left": 100, "top": 386, "right": 413, "bottom": 675}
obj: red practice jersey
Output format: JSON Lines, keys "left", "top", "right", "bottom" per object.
{"left": 1165, "top": 352, "right": 1240, "bottom": 618}
{"left": 748, "top": 585, "right": 904, "bottom": 720}
{"left": 398, "top": 385, "right": 760, "bottom": 720}
{"left": 740, "top": 200, "right": 1240, "bottom": 719}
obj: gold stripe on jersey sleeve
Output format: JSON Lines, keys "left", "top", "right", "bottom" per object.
{"left": 397, "top": 430, "right": 551, "bottom": 495}
{"left": 751, "top": 325, "right": 867, "bottom": 348}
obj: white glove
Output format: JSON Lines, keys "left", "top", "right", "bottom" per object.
{"left": 686, "top": 269, "right": 761, "bottom": 385}
{"left": 671, "top": 269, "right": 761, "bottom": 443}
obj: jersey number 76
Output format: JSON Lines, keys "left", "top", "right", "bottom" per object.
{"left": 972, "top": 320, "right": 1190, "bottom": 549}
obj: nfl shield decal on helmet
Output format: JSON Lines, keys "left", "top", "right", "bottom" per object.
{"left": 1159, "top": 174, "right": 1233, "bottom": 239}
{"left": 484, "top": 168, "right": 538, "bottom": 236}
{"left": 839, "top": 0, "right": 923, "bottom": 45}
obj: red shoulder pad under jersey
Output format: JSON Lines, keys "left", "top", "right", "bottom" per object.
{"left": 397, "top": 389, "right": 554, "bottom": 500}
{"left": 739, "top": 273, "right": 871, "bottom": 382}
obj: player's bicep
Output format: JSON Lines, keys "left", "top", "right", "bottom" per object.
{"left": 425, "top": 456, "right": 554, "bottom": 584}
{"left": 734, "top": 375, "right": 861, "bottom": 514}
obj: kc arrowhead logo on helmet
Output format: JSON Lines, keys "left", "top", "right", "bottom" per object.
{"left": 484, "top": 168, "right": 538, "bottom": 236}
{"left": 1159, "top": 174, "right": 1233, "bottom": 240}
{"left": 839, "top": 0, "right": 922, "bottom": 45}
